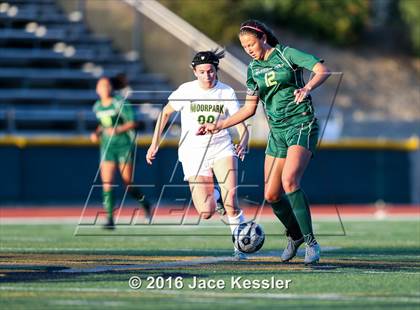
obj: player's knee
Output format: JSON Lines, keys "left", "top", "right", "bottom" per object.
{"left": 102, "top": 183, "right": 113, "bottom": 192}
{"left": 265, "top": 192, "right": 281, "bottom": 203}
{"left": 281, "top": 175, "right": 299, "bottom": 193}
{"left": 201, "top": 212, "right": 213, "bottom": 220}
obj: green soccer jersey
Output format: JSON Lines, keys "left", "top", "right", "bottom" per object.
{"left": 93, "top": 96, "right": 136, "bottom": 148}
{"left": 246, "top": 44, "right": 321, "bottom": 130}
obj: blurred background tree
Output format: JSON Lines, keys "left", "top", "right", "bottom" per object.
{"left": 159, "top": 0, "right": 244, "bottom": 43}
{"left": 399, "top": 0, "right": 420, "bottom": 56}
{"left": 159, "top": 0, "right": 420, "bottom": 56}
{"left": 240, "top": 0, "right": 369, "bottom": 45}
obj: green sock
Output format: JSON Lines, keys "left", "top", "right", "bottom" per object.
{"left": 270, "top": 195, "right": 303, "bottom": 240}
{"left": 287, "top": 189, "right": 315, "bottom": 243}
{"left": 102, "top": 189, "right": 114, "bottom": 220}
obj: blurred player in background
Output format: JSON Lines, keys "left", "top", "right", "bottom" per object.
{"left": 199, "top": 20, "right": 331, "bottom": 264}
{"left": 146, "top": 50, "right": 250, "bottom": 259}
{"left": 90, "top": 77, "right": 151, "bottom": 229}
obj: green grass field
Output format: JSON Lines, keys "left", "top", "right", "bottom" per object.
{"left": 1, "top": 219, "right": 419, "bottom": 309}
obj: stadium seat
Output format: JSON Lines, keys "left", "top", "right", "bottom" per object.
{"left": 0, "top": 0, "right": 172, "bottom": 134}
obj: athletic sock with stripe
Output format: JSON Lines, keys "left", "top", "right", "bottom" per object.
{"left": 287, "top": 188, "right": 315, "bottom": 242}
{"left": 270, "top": 195, "right": 303, "bottom": 240}
{"left": 102, "top": 189, "right": 114, "bottom": 220}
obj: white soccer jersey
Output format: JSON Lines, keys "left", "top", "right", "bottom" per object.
{"left": 168, "top": 80, "right": 240, "bottom": 160}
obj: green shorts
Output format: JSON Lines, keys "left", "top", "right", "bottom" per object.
{"left": 266, "top": 119, "right": 319, "bottom": 158}
{"left": 100, "top": 144, "right": 134, "bottom": 164}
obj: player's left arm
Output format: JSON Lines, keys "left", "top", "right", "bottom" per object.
{"left": 294, "top": 62, "right": 331, "bottom": 103}
{"left": 113, "top": 121, "right": 137, "bottom": 134}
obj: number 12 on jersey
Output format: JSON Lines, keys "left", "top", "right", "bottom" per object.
{"left": 264, "top": 71, "right": 277, "bottom": 87}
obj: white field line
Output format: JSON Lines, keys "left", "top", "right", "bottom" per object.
{"left": 0, "top": 286, "right": 419, "bottom": 303}
{"left": 56, "top": 248, "right": 340, "bottom": 274}
{"left": 3, "top": 246, "right": 417, "bottom": 276}
{"left": 58, "top": 256, "right": 235, "bottom": 273}
{"left": 361, "top": 271, "right": 420, "bottom": 275}
{"left": 1, "top": 214, "right": 418, "bottom": 225}
{"left": 0, "top": 248, "right": 340, "bottom": 255}
{"left": 49, "top": 300, "right": 127, "bottom": 307}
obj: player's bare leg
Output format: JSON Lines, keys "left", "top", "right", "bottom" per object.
{"left": 213, "top": 156, "right": 247, "bottom": 260}
{"left": 264, "top": 155, "right": 304, "bottom": 262}
{"left": 264, "top": 155, "right": 286, "bottom": 201}
{"left": 283, "top": 145, "right": 320, "bottom": 264}
{"left": 213, "top": 156, "right": 241, "bottom": 217}
{"left": 188, "top": 175, "right": 216, "bottom": 219}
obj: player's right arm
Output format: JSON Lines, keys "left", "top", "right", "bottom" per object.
{"left": 197, "top": 95, "right": 259, "bottom": 134}
{"left": 198, "top": 65, "right": 259, "bottom": 135}
{"left": 146, "top": 103, "right": 175, "bottom": 165}
{"left": 220, "top": 95, "right": 259, "bottom": 129}
{"left": 90, "top": 125, "right": 103, "bottom": 143}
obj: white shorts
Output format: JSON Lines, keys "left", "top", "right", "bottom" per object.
{"left": 179, "top": 140, "right": 237, "bottom": 181}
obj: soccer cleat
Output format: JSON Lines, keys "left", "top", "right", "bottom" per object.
{"left": 214, "top": 187, "right": 226, "bottom": 216}
{"left": 103, "top": 217, "right": 115, "bottom": 230}
{"left": 281, "top": 235, "right": 304, "bottom": 262}
{"left": 233, "top": 249, "right": 247, "bottom": 260}
{"left": 304, "top": 240, "right": 321, "bottom": 265}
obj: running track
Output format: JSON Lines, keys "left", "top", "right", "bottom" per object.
{"left": 1, "top": 205, "right": 419, "bottom": 221}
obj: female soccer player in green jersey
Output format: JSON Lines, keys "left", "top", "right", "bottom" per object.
{"left": 90, "top": 77, "right": 151, "bottom": 229}
{"left": 199, "top": 20, "right": 331, "bottom": 264}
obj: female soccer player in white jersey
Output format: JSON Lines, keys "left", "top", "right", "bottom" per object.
{"left": 146, "top": 50, "right": 249, "bottom": 259}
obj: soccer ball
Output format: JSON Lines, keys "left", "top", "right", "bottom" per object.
{"left": 232, "top": 222, "right": 265, "bottom": 253}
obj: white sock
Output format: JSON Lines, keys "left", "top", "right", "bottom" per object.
{"left": 228, "top": 210, "right": 246, "bottom": 251}
{"left": 227, "top": 210, "right": 245, "bottom": 234}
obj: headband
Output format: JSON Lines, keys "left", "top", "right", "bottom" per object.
{"left": 240, "top": 25, "right": 265, "bottom": 34}
{"left": 191, "top": 51, "right": 219, "bottom": 68}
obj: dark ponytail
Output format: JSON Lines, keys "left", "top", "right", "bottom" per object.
{"left": 239, "top": 20, "right": 279, "bottom": 47}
